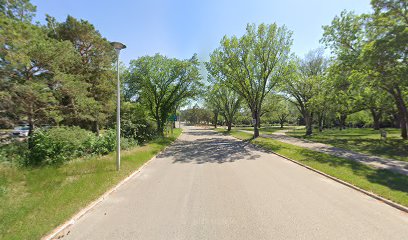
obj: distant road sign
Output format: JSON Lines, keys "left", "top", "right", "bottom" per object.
{"left": 168, "top": 115, "right": 177, "bottom": 121}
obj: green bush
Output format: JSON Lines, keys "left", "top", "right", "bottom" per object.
{"left": 88, "top": 129, "right": 116, "bottom": 155}
{"left": 120, "top": 137, "right": 138, "bottom": 150}
{"left": 27, "top": 126, "right": 94, "bottom": 166}
{"left": 348, "top": 110, "right": 373, "bottom": 127}
{"left": 13, "top": 125, "right": 144, "bottom": 166}
{"left": 121, "top": 102, "right": 156, "bottom": 143}
{"left": 0, "top": 141, "right": 28, "bottom": 165}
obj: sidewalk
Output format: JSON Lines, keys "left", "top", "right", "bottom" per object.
{"left": 240, "top": 129, "right": 408, "bottom": 176}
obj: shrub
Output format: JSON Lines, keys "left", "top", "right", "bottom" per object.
{"left": 120, "top": 137, "right": 137, "bottom": 150}
{"left": 19, "top": 124, "right": 148, "bottom": 166}
{"left": 27, "top": 126, "right": 94, "bottom": 166}
{"left": 348, "top": 110, "right": 373, "bottom": 128}
{"left": 0, "top": 140, "right": 28, "bottom": 165}
{"left": 88, "top": 129, "right": 116, "bottom": 155}
{"left": 121, "top": 102, "right": 156, "bottom": 143}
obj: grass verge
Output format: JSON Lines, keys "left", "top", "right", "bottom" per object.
{"left": 0, "top": 129, "right": 182, "bottom": 240}
{"left": 217, "top": 128, "right": 408, "bottom": 208}
{"left": 287, "top": 128, "right": 408, "bottom": 162}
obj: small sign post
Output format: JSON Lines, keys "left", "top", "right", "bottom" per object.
{"left": 168, "top": 115, "right": 177, "bottom": 135}
{"left": 380, "top": 129, "right": 387, "bottom": 141}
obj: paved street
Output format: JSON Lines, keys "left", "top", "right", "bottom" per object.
{"left": 64, "top": 126, "right": 408, "bottom": 240}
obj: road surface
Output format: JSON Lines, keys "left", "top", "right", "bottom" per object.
{"left": 63, "top": 126, "right": 408, "bottom": 240}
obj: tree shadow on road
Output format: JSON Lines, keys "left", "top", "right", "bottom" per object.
{"left": 157, "top": 131, "right": 261, "bottom": 164}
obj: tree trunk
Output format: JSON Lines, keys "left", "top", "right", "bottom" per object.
{"left": 214, "top": 111, "right": 218, "bottom": 128}
{"left": 227, "top": 121, "right": 232, "bottom": 131}
{"left": 252, "top": 110, "right": 260, "bottom": 138}
{"left": 318, "top": 114, "right": 324, "bottom": 132}
{"left": 27, "top": 102, "right": 35, "bottom": 136}
{"left": 396, "top": 104, "right": 408, "bottom": 139}
{"left": 28, "top": 111, "right": 35, "bottom": 149}
{"left": 339, "top": 114, "right": 347, "bottom": 130}
{"left": 388, "top": 87, "right": 408, "bottom": 139}
{"left": 28, "top": 118, "right": 34, "bottom": 137}
{"left": 305, "top": 113, "right": 313, "bottom": 136}
{"left": 370, "top": 108, "right": 381, "bottom": 130}
{"left": 156, "top": 119, "right": 164, "bottom": 136}
{"left": 280, "top": 120, "right": 284, "bottom": 129}
{"left": 94, "top": 121, "right": 100, "bottom": 136}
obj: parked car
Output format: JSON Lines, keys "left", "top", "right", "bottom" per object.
{"left": 11, "top": 126, "right": 30, "bottom": 137}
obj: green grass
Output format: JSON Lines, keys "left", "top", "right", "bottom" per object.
{"left": 218, "top": 129, "right": 408, "bottom": 207}
{"left": 214, "top": 128, "right": 253, "bottom": 141}
{"left": 0, "top": 129, "right": 182, "bottom": 240}
{"left": 233, "top": 125, "right": 295, "bottom": 135}
{"left": 287, "top": 128, "right": 408, "bottom": 162}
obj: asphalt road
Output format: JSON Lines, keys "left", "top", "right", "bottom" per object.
{"left": 64, "top": 126, "right": 408, "bottom": 240}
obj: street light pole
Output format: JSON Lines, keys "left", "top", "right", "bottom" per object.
{"left": 111, "top": 42, "right": 126, "bottom": 171}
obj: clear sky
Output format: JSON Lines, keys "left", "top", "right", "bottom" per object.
{"left": 32, "top": 0, "right": 372, "bottom": 65}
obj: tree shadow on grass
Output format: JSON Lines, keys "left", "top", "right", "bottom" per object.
{"left": 298, "top": 148, "right": 408, "bottom": 194}
{"left": 157, "top": 131, "right": 261, "bottom": 164}
{"left": 367, "top": 169, "right": 408, "bottom": 193}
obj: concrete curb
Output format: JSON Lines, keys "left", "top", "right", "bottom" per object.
{"left": 42, "top": 131, "right": 184, "bottom": 240}
{"left": 221, "top": 130, "right": 408, "bottom": 214}
{"left": 263, "top": 148, "right": 408, "bottom": 214}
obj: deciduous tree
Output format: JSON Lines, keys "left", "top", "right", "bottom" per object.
{"left": 126, "top": 54, "right": 202, "bottom": 135}
{"left": 207, "top": 23, "right": 292, "bottom": 137}
{"left": 206, "top": 82, "right": 241, "bottom": 131}
{"left": 283, "top": 49, "right": 327, "bottom": 135}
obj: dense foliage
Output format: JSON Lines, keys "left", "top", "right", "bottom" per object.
{"left": 1, "top": 0, "right": 406, "bottom": 169}
{"left": 207, "top": 23, "right": 292, "bottom": 137}
{"left": 124, "top": 54, "right": 202, "bottom": 135}
{"left": 0, "top": 1, "right": 159, "bottom": 166}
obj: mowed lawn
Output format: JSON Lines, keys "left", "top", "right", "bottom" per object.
{"left": 233, "top": 125, "right": 295, "bottom": 134}
{"left": 215, "top": 128, "right": 408, "bottom": 208}
{"left": 286, "top": 128, "right": 408, "bottom": 162}
{"left": 0, "top": 129, "right": 181, "bottom": 240}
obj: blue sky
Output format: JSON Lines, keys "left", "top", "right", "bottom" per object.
{"left": 32, "top": 0, "right": 372, "bottom": 65}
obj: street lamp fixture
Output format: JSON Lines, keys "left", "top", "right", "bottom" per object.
{"left": 111, "top": 41, "right": 126, "bottom": 171}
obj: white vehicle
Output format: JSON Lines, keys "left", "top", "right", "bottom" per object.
{"left": 11, "top": 126, "right": 30, "bottom": 137}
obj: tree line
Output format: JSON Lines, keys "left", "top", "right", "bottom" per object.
{"left": 1, "top": 0, "right": 116, "bottom": 136}
{"left": 1, "top": 0, "right": 406, "bottom": 143}
{"left": 0, "top": 0, "right": 202, "bottom": 140}
{"left": 203, "top": 0, "right": 407, "bottom": 139}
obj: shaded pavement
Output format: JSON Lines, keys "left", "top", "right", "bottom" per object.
{"left": 63, "top": 126, "right": 408, "bottom": 240}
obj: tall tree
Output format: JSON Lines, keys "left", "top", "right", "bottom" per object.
{"left": 207, "top": 23, "right": 292, "bottom": 137}
{"left": 0, "top": 16, "right": 78, "bottom": 134}
{"left": 0, "top": 0, "right": 36, "bottom": 22}
{"left": 206, "top": 82, "right": 241, "bottom": 131}
{"left": 49, "top": 15, "right": 116, "bottom": 135}
{"left": 364, "top": 0, "right": 408, "bottom": 138}
{"left": 204, "top": 86, "right": 221, "bottom": 128}
{"left": 259, "top": 94, "right": 299, "bottom": 127}
{"left": 283, "top": 49, "right": 328, "bottom": 136}
{"left": 322, "top": 4, "right": 408, "bottom": 138}
{"left": 126, "top": 54, "right": 202, "bottom": 135}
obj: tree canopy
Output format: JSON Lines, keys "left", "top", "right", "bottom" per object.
{"left": 207, "top": 23, "right": 292, "bottom": 137}
{"left": 125, "top": 54, "right": 202, "bottom": 135}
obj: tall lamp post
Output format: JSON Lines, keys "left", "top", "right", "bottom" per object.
{"left": 111, "top": 42, "right": 126, "bottom": 171}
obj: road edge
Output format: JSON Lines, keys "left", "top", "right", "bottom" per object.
{"left": 42, "top": 131, "right": 184, "bottom": 240}
{"left": 221, "top": 130, "right": 408, "bottom": 214}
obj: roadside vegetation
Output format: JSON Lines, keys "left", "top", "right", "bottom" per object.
{"left": 217, "top": 128, "right": 408, "bottom": 208}
{"left": 287, "top": 128, "right": 408, "bottom": 162}
{"left": 1, "top": 0, "right": 407, "bottom": 238}
{"left": 0, "top": 1, "right": 193, "bottom": 239}
{"left": 0, "top": 129, "right": 181, "bottom": 240}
